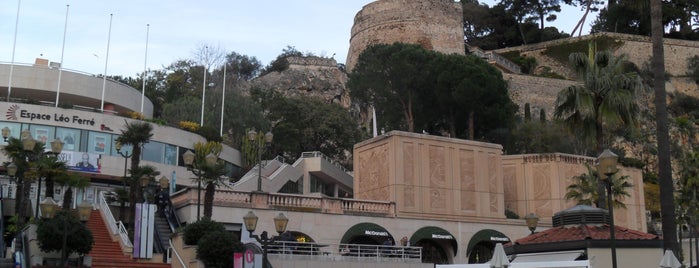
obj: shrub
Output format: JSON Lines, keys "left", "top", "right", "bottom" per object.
{"left": 36, "top": 211, "right": 94, "bottom": 257}
{"left": 196, "top": 125, "right": 223, "bottom": 142}
{"left": 183, "top": 219, "right": 226, "bottom": 245}
{"left": 178, "top": 121, "right": 200, "bottom": 132}
{"left": 197, "top": 231, "right": 244, "bottom": 268}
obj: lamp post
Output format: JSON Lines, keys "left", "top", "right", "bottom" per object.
{"left": 247, "top": 130, "right": 273, "bottom": 192}
{"left": 11, "top": 130, "right": 64, "bottom": 218}
{"left": 525, "top": 213, "right": 539, "bottom": 234}
{"left": 243, "top": 211, "right": 289, "bottom": 268}
{"left": 182, "top": 150, "right": 218, "bottom": 221}
{"left": 115, "top": 141, "right": 132, "bottom": 178}
{"left": 597, "top": 149, "right": 618, "bottom": 268}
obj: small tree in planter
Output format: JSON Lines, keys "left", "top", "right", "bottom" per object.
{"left": 197, "top": 231, "right": 244, "bottom": 268}
{"left": 183, "top": 218, "right": 226, "bottom": 245}
{"left": 36, "top": 210, "right": 94, "bottom": 266}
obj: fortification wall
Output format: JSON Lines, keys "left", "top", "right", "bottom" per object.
{"left": 287, "top": 56, "right": 338, "bottom": 70}
{"left": 346, "top": 0, "right": 465, "bottom": 71}
{"left": 504, "top": 73, "right": 578, "bottom": 118}
{"left": 495, "top": 32, "right": 699, "bottom": 77}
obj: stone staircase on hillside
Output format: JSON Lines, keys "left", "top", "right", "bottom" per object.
{"left": 86, "top": 210, "right": 170, "bottom": 268}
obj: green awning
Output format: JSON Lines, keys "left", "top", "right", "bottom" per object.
{"left": 409, "top": 226, "right": 458, "bottom": 256}
{"left": 340, "top": 222, "right": 394, "bottom": 245}
{"left": 466, "top": 229, "right": 511, "bottom": 256}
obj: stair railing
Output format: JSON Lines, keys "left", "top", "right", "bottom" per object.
{"left": 168, "top": 239, "right": 185, "bottom": 267}
{"left": 162, "top": 195, "right": 181, "bottom": 232}
{"left": 98, "top": 191, "right": 133, "bottom": 248}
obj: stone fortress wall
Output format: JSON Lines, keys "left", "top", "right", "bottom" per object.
{"left": 495, "top": 32, "right": 699, "bottom": 117}
{"left": 287, "top": 56, "right": 338, "bottom": 70}
{"left": 346, "top": 0, "right": 465, "bottom": 71}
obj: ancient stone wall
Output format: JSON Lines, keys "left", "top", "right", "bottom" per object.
{"left": 495, "top": 32, "right": 699, "bottom": 77}
{"left": 346, "top": 0, "right": 465, "bottom": 71}
{"left": 503, "top": 73, "right": 579, "bottom": 119}
{"left": 287, "top": 56, "right": 337, "bottom": 70}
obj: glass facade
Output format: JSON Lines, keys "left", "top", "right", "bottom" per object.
{"left": 0, "top": 122, "right": 239, "bottom": 170}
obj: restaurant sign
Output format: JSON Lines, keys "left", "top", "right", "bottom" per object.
{"left": 365, "top": 230, "right": 389, "bottom": 237}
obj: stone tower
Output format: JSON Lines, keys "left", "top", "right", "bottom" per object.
{"left": 346, "top": 0, "right": 465, "bottom": 71}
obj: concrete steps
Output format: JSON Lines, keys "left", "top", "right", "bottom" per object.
{"left": 86, "top": 210, "right": 170, "bottom": 268}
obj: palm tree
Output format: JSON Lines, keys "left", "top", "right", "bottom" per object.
{"left": 2, "top": 137, "right": 45, "bottom": 226}
{"left": 554, "top": 42, "right": 642, "bottom": 153}
{"left": 55, "top": 173, "right": 90, "bottom": 210}
{"left": 650, "top": 0, "right": 677, "bottom": 254}
{"left": 115, "top": 121, "right": 153, "bottom": 228}
{"left": 191, "top": 141, "right": 228, "bottom": 219}
{"left": 565, "top": 164, "right": 633, "bottom": 209}
{"left": 130, "top": 165, "right": 161, "bottom": 203}
{"left": 35, "top": 153, "right": 68, "bottom": 199}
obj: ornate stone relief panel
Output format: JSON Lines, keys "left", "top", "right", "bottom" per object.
{"left": 403, "top": 142, "right": 416, "bottom": 208}
{"left": 429, "top": 145, "right": 447, "bottom": 209}
{"left": 489, "top": 153, "right": 499, "bottom": 213}
{"left": 503, "top": 165, "right": 517, "bottom": 211}
{"left": 357, "top": 145, "right": 389, "bottom": 200}
{"left": 459, "top": 149, "right": 476, "bottom": 212}
{"left": 532, "top": 164, "right": 552, "bottom": 216}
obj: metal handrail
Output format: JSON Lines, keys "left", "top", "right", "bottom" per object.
{"left": 98, "top": 191, "right": 133, "bottom": 248}
{"left": 169, "top": 239, "right": 185, "bottom": 267}
{"left": 264, "top": 241, "right": 422, "bottom": 262}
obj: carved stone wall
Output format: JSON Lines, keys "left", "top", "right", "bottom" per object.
{"left": 353, "top": 131, "right": 505, "bottom": 220}
{"left": 354, "top": 132, "right": 646, "bottom": 232}
{"left": 346, "top": 0, "right": 465, "bottom": 71}
{"left": 502, "top": 153, "right": 646, "bottom": 232}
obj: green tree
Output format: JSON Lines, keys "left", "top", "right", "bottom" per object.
{"left": 651, "top": 0, "right": 678, "bottom": 254}
{"left": 430, "top": 53, "right": 517, "bottom": 139}
{"left": 260, "top": 46, "right": 304, "bottom": 76}
{"left": 565, "top": 165, "right": 633, "bottom": 208}
{"left": 34, "top": 151, "right": 67, "bottom": 199}
{"left": 55, "top": 173, "right": 90, "bottom": 210}
{"left": 348, "top": 43, "right": 434, "bottom": 133}
{"left": 190, "top": 142, "right": 228, "bottom": 219}
{"left": 2, "top": 136, "right": 46, "bottom": 226}
{"left": 183, "top": 218, "right": 226, "bottom": 245}
{"left": 553, "top": 43, "right": 642, "bottom": 153}
{"left": 197, "top": 231, "right": 244, "bottom": 268}
{"left": 115, "top": 121, "right": 153, "bottom": 229}
{"left": 36, "top": 211, "right": 93, "bottom": 267}
{"left": 251, "top": 89, "right": 362, "bottom": 165}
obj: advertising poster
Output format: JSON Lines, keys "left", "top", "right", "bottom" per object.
{"left": 64, "top": 151, "right": 101, "bottom": 173}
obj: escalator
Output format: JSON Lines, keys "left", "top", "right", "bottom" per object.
{"left": 152, "top": 189, "right": 181, "bottom": 259}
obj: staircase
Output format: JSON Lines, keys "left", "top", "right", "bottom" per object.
{"left": 154, "top": 212, "right": 173, "bottom": 254}
{"left": 86, "top": 210, "right": 170, "bottom": 268}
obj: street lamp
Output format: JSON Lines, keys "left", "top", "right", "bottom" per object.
{"left": 243, "top": 211, "right": 289, "bottom": 268}
{"left": 115, "top": 141, "right": 132, "bottom": 178}
{"left": 247, "top": 130, "right": 273, "bottom": 192}
{"left": 15, "top": 130, "right": 64, "bottom": 218}
{"left": 525, "top": 213, "right": 539, "bottom": 234}
{"left": 182, "top": 150, "right": 218, "bottom": 221}
{"left": 597, "top": 149, "right": 618, "bottom": 268}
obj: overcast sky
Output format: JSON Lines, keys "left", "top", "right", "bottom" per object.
{"left": 1, "top": 0, "right": 587, "bottom": 78}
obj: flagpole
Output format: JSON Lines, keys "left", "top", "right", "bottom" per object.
{"left": 7, "top": 0, "right": 21, "bottom": 102}
{"left": 55, "top": 4, "right": 70, "bottom": 107}
{"left": 100, "top": 14, "right": 113, "bottom": 112}
{"left": 372, "top": 106, "right": 378, "bottom": 137}
{"left": 200, "top": 46, "right": 208, "bottom": 126}
{"left": 140, "top": 24, "right": 150, "bottom": 114}
{"left": 220, "top": 63, "right": 226, "bottom": 136}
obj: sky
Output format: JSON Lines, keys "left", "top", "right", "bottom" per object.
{"left": 1, "top": 1, "right": 589, "bottom": 78}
